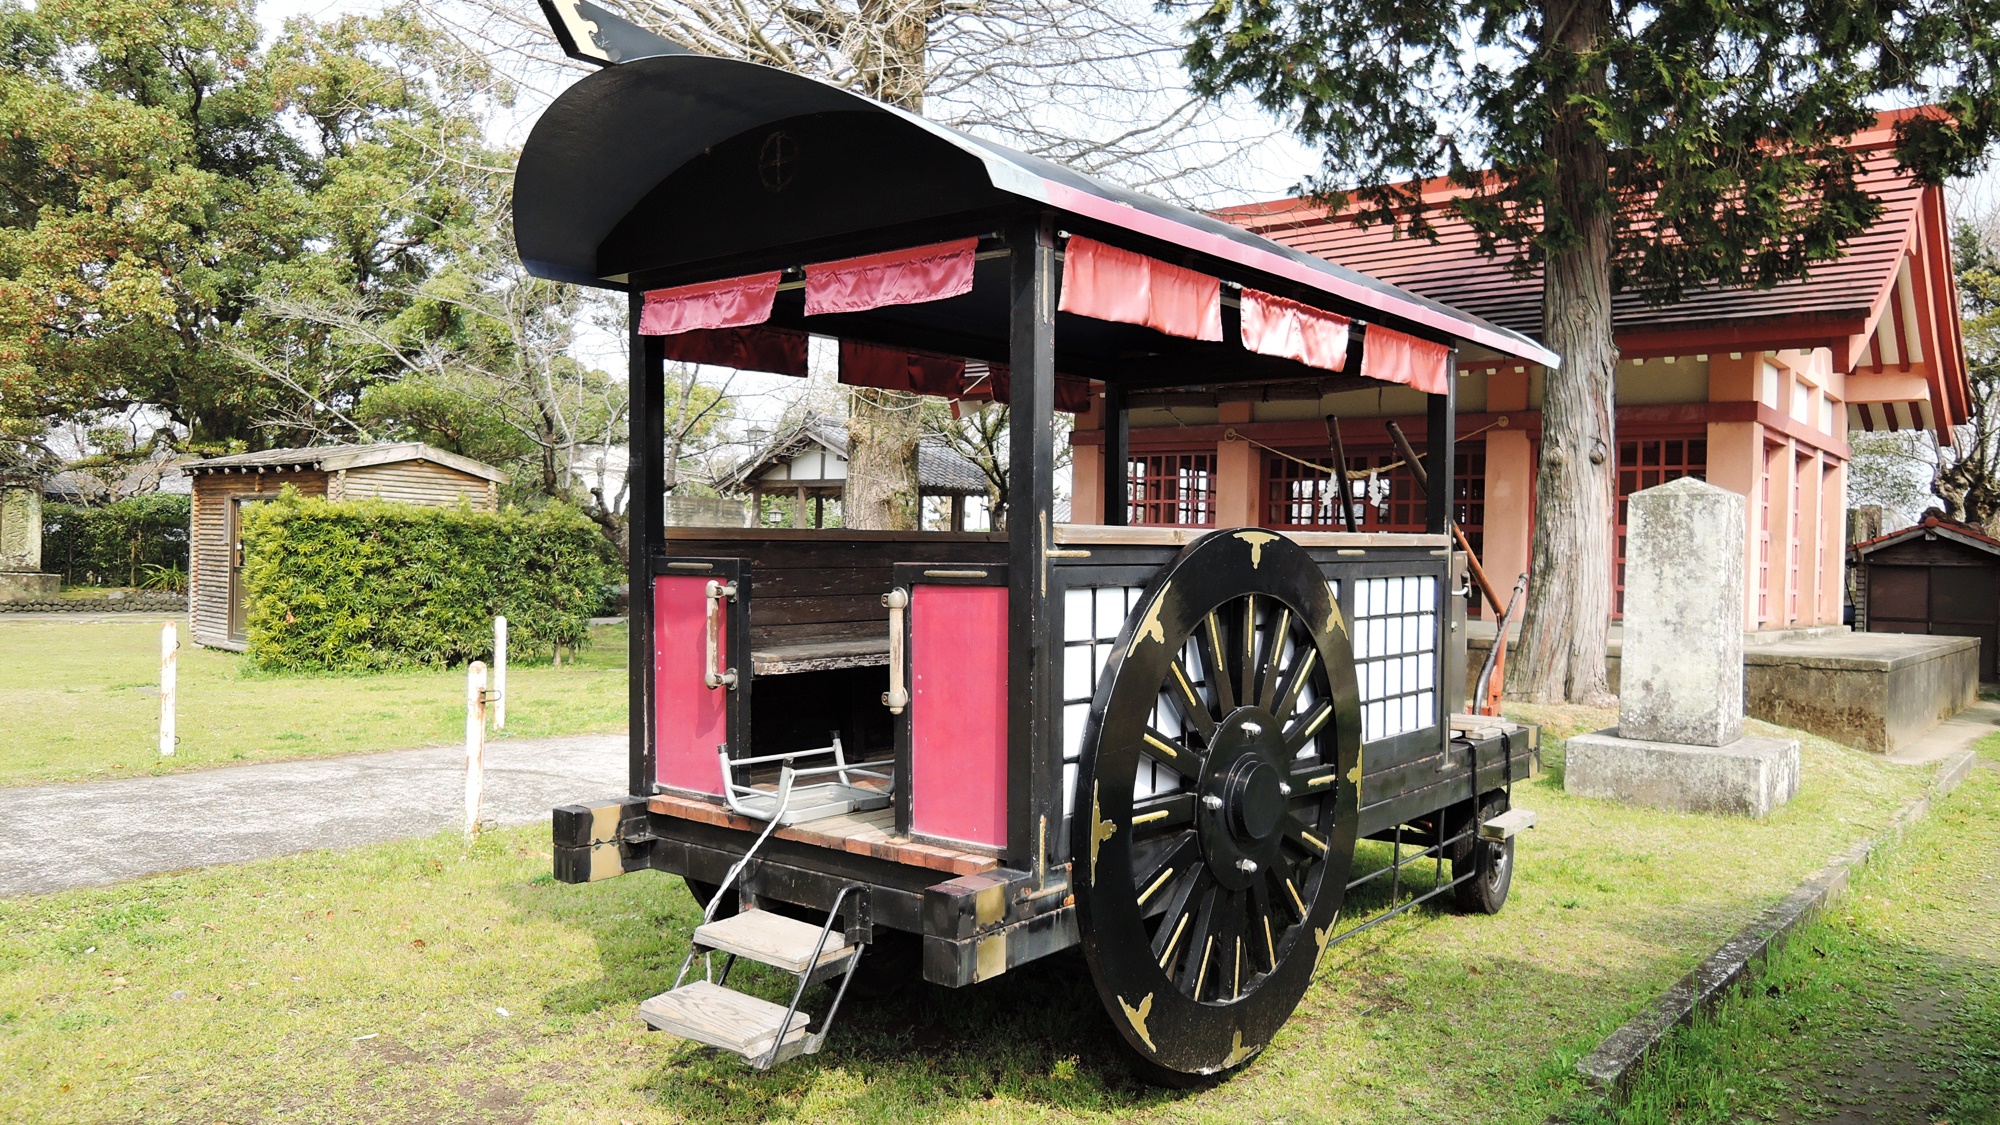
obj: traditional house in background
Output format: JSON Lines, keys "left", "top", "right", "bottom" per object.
{"left": 1851, "top": 517, "right": 2000, "bottom": 680}
{"left": 722, "top": 415, "right": 991, "bottom": 531}
{"left": 1068, "top": 109, "right": 1971, "bottom": 633}
{"left": 183, "top": 442, "right": 505, "bottom": 649}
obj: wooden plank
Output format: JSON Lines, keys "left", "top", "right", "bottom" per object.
{"left": 638, "top": 981, "right": 810, "bottom": 1055}
{"left": 694, "top": 910, "right": 851, "bottom": 973}
{"left": 648, "top": 790, "right": 1001, "bottom": 876}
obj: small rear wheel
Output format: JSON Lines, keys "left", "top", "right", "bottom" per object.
{"left": 1451, "top": 794, "right": 1513, "bottom": 915}
{"left": 684, "top": 878, "right": 739, "bottom": 921}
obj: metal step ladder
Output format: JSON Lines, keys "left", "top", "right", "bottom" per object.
{"left": 638, "top": 755, "right": 869, "bottom": 1068}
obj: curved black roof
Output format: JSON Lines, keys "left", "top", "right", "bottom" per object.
{"left": 514, "top": 53, "right": 1559, "bottom": 368}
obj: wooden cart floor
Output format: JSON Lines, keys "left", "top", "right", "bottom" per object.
{"left": 648, "top": 791, "right": 1002, "bottom": 877}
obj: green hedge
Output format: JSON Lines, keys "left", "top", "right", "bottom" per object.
{"left": 241, "top": 492, "right": 616, "bottom": 673}
{"left": 42, "top": 495, "right": 192, "bottom": 587}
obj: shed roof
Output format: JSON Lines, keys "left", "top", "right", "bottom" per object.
{"left": 721, "top": 416, "right": 989, "bottom": 496}
{"left": 1851, "top": 516, "right": 2000, "bottom": 559}
{"left": 185, "top": 442, "right": 507, "bottom": 484}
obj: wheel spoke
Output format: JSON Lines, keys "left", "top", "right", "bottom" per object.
{"left": 1248, "top": 879, "right": 1280, "bottom": 971}
{"left": 1284, "top": 699, "right": 1334, "bottom": 754}
{"left": 1256, "top": 607, "right": 1292, "bottom": 712}
{"left": 1164, "top": 657, "right": 1218, "bottom": 741}
{"left": 1207, "top": 891, "right": 1249, "bottom": 1000}
{"left": 1141, "top": 727, "right": 1202, "bottom": 777}
{"left": 1133, "top": 831, "right": 1200, "bottom": 911}
{"left": 1272, "top": 644, "right": 1319, "bottom": 720}
{"left": 1290, "top": 762, "right": 1339, "bottom": 792}
{"left": 1130, "top": 792, "right": 1196, "bottom": 838}
{"left": 1150, "top": 867, "right": 1209, "bottom": 966}
{"left": 1268, "top": 867, "right": 1309, "bottom": 923}
{"left": 1283, "top": 814, "right": 1330, "bottom": 860}
{"left": 1239, "top": 595, "right": 1258, "bottom": 706}
{"left": 1199, "top": 611, "right": 1237, "bottom": 714}
{"left": 1174, "top": 884, "right": 1224, "bottom": 996}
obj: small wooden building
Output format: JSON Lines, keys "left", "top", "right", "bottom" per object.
{"left": 722, "top": 416, "right": 989, "bottom": 531}
{"left": 1851, "top": 517, "right": 2000, "bottom": 680}
{"left": 183, "top": 442, "right": 505, "bottom": 650}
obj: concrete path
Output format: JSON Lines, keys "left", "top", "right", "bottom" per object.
{"left": 1889, "top": 696, "right": 2000, "bottom": 765}
{"left": 0, "top": 733, "right": 626, "bottom": 897}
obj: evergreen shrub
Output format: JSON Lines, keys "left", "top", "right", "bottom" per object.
{"left": 241, "top": 492, "right": 615, "bottom": 673}
{"left": 42, "top": 495, "right": 192, "bottom": 586}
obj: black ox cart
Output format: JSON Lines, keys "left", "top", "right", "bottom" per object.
{"left": 524, "top": 9, "right": 1552, "bottom": 1081}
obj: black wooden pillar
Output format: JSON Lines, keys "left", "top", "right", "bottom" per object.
{"left": 627, "top": 294, "right": 666, "bottom": 797}
{"left": 1425, "top": 348, "right": 1457, "bottom": 535}
{"left": 1102, "top": 381, "right": 1129, "bottom": 526}
{"left": 1006, "top": 214, "right": 1060, "bottom": 876}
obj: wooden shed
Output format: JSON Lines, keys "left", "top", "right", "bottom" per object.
{"left": 1851, "top": 516, "right": 2000, "bottom": 680}
{"left": 183, "top": 442, "right": 506, "bottom": 650}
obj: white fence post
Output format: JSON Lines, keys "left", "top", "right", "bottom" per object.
{"left": 159, "top": 622, "right": 178, "bottom": 757}
{"left": 465, "top": 660, "right": 488, "bottom": 839}
{"left": 492, "top": 616, "right": 507, "bottom": 731}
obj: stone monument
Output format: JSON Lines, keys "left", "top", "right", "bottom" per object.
{"left": 0, "top": 481, "right": 60, "bottom": 603}
{"left": 1565, "top": 477, "right": 1799, "bottom": 816}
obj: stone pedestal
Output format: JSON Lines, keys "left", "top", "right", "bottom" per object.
{"left": 1565, "top": 730, "right": 1800, "bottom": 817}
{"left": 1565, "top": 477, "right": 1800, "bottom": 816}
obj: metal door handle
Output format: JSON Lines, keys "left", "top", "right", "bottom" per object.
{"left": 704, "top": 580, "right": 738, "bottom": 689}
{"left": 881, "top": 587, "right": 909, "bottom": 713}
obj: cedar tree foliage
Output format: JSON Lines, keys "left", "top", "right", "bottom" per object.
{"left": 1180, "top": 0, "right": 2000, "bottom": 701}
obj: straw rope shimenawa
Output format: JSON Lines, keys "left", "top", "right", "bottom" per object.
{"left": 1222, "top": 416, "right": 1511, "bottom": 476}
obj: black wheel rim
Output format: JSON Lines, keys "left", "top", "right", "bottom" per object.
{"left": 1072, "top": 530, "right": 1361, "bottom": 1075}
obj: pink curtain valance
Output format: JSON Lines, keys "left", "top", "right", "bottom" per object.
{"left": 806, "top": 238, "right": 979, "bottom": 318}
{"left": 640, "top": 271, "right": 782, "bottom": 336}
{"left": 659, "top": 326, "right": 809, "bottom": 378}
{"left": 1057, "top": 236, "right": 1223, "bottom": 342}
{"left": 1359, "top": 326, "right": 1451, "bottom": 395}
{"left": 839, "top": 340, "right": 968, "bottom": 398}
{"left": 1241, "top": 288, "right": 1351, "bottom": 372}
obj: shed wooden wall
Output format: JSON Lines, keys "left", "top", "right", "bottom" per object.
{"left": 330, "top": 461, "right": 497, "bottom": 509}
{"left": 188, "top": 471, "right": 329, "bottom": 649}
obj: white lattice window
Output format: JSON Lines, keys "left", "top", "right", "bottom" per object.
{"left": 1352, "top": 575, "right": 1438, "bottom": 743}
{"left": 1063, "top": 585, "right": 1181, "bottom": 811}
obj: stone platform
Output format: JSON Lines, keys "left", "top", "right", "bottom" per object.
{"left": 0, "top": 572, "right": 59, "bottom": 602}
{"left": 1468, "top": 623, "right": 1978, "bottom": 754}
{"left": 1565, "top": 730, "right": 1801, "bottom": 817}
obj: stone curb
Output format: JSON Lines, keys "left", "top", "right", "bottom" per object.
{"left": 1566, "top": 747, "right": 1978, "bottom": 1107}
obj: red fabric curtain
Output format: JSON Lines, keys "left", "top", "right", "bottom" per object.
{"left": 957, "top": 363, "right": 1093, "bottom": 414}
{"left": 640, "top": 271, "right": 781, "bottom": 335}
{"left": 1057, "top": 236, "right": 1222, "bottom": 342}
{"left": 1241, "top": 288, "right": 1351, "bottom": 372}
{"left": 660, "top": 327, "right": 809, "bottom": 378}
{"left": 806, "top": 238, "right": 978, "bottom": 317}
{"left": 1359, "top": 326, "right": 1451, "bottom": 395}
{"left": 839, "top": 340, "right": 968, "bottom": 397}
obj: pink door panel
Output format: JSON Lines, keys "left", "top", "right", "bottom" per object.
{"left": 654, "top": 575, "right": 728, "bottom": 794}
{"left": 909, "top": 584, "right": 1009, "bottom": 847}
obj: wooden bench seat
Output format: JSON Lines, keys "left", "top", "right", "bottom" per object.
{"left": 751, "top": 636, "right": 889, "bottom": 676}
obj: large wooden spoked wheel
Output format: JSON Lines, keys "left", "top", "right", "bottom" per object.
{"left": 1071, "top": 530, "right": 1361, "bottom": 1078}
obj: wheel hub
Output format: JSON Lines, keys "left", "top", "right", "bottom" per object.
{"left": 1198, "top": 707, "right": 1291, "bottom": 890}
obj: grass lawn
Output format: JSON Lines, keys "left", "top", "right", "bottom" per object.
{"left": 1576, "top": 736, "right": 2000, "bottom": 1125}
{"left": 0, "top": 707, "right": 1941, "bottom": 1124}
{"left": 0, "top": 617, "right": 628, "bottom": 787}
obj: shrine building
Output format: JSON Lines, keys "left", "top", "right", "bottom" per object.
{"left": 1068, "top": 111, "right": 1972, "bottom": 630}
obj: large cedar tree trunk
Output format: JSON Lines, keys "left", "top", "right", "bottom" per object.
{"left": 1512, "top": 0, "right": 1619, "bottom": 705}
{"left": 841, "top": 0, "right": 934, "bottom": 530}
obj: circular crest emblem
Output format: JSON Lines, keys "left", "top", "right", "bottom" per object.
{"left": 758, "top": 130, "right": 798, "bottom": 193}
